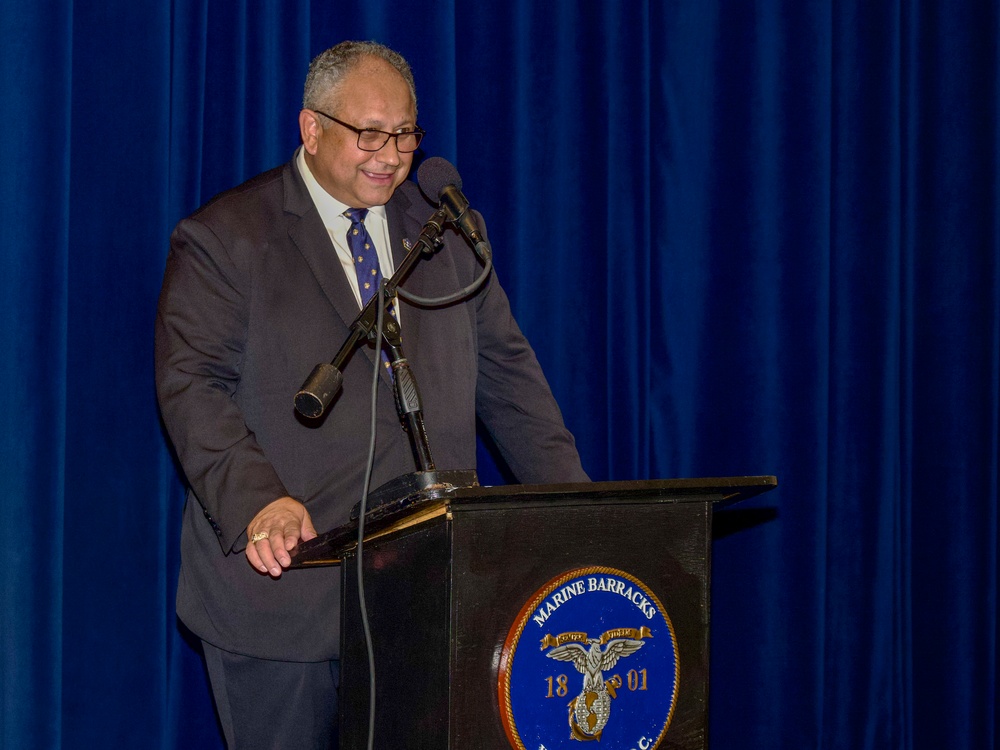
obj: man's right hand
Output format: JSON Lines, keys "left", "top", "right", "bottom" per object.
{"left": 245, "top": 497, "right": 318, "bottom": 578}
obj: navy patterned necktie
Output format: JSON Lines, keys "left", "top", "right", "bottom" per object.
{"left": 344, "top": 207, "right": 394, "bottom": 376}
{"left": 344, "top": 207, "right": 383, "bottom": 306}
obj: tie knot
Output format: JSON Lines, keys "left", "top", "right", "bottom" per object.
{"left": 344, "top": 207, "right": 369, "bottom": 225}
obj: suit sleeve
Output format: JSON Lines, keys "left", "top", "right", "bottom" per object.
{"left": 470, "top": 233, "right": 589, "bottom": 484}
{"left": 155, "top": 217, "right": 289, "bottom": 553}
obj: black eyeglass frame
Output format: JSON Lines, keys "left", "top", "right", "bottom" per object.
{"left": 312, "top": 109, "right": 425, "bottom": 153}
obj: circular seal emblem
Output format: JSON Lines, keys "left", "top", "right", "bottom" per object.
{"left": 498, "top": 567, "right": 679, "bottom": 750}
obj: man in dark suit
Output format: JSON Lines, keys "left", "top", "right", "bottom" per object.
{"left": 155, "top": 40, "right": 587, "bottom": 748}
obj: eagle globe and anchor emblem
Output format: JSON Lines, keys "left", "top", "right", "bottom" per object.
{"left": 545, "top": 629, "right": 649, "bottom": 740}
{"left": 498, "top": 567, "right": 680, "bottom": 749}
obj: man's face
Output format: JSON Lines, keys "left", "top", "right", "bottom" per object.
{"left": 300, "top": 58, "right": 416, "bottom": 208}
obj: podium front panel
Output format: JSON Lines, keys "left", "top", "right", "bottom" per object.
{"left": 450, "top": 496, "right": 712, "bottom": 749}
{"left": 332, "top": 478, "right": 779, "bottom": 749}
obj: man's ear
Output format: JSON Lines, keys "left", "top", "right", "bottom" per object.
{"left": 299, "top": 109, "right": 321, "bottom": 154}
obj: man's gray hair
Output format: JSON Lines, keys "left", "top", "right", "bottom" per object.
{"left": 303, "top": 41, "right": 417, "bottom": 116}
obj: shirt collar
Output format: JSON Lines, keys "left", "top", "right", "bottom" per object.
{"left": 296, "top": 147, "right": 388, "bottom": 229}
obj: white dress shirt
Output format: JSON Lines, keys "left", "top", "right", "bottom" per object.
{"left": 296, "top": 147, "right": 399, "bottom": 318}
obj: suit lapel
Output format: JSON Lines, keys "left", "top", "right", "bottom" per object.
{"left": 284, "top": 158, "right": 395, "bottom": 387}
{"left": 385, "top": 186, "right": 429, "bottom": 354}
{"left": 282, "top": 160, "right": 363, "bottom": 333}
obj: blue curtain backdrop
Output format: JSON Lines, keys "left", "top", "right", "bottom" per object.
{"left": 1, "top": 1, "right": 996, "bottom": 748}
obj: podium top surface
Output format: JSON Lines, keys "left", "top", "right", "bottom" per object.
{"left": 290, "top": 475, "right": 777, "bottom": 568}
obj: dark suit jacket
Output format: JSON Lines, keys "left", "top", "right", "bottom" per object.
{"left": 155, "top": 154, "right": 587, "bottom": 661}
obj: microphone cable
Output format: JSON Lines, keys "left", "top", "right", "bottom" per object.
{"left": 347, "top": 191, "right": 495, "bottom": 749}
{"left": 396, "top": 248, "right": 493, "bottom": 308}
{"left": 354, "top": 282, "right": 389, "bottom": 750}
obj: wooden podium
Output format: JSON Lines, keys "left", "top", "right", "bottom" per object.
{"left": 291, "top": 475, "right": 776, "bottom": 749}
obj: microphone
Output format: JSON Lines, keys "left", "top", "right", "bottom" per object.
{"left": 417, "top": 157, "right": 492, "bottom": 260}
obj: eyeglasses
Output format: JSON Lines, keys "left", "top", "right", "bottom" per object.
{"left": 313, "top": 109, "right": 425, "bottom": 153}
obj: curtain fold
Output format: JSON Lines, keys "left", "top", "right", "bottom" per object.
{"left": 0, "top": 1, "right": 995, "bottom": 747}
{"left": 0, "top": 1, "right": 72, "bottom": 747}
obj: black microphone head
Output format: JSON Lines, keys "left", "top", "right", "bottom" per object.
{"left": 418, "top": 156, "right": 462, "bottom": 201}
